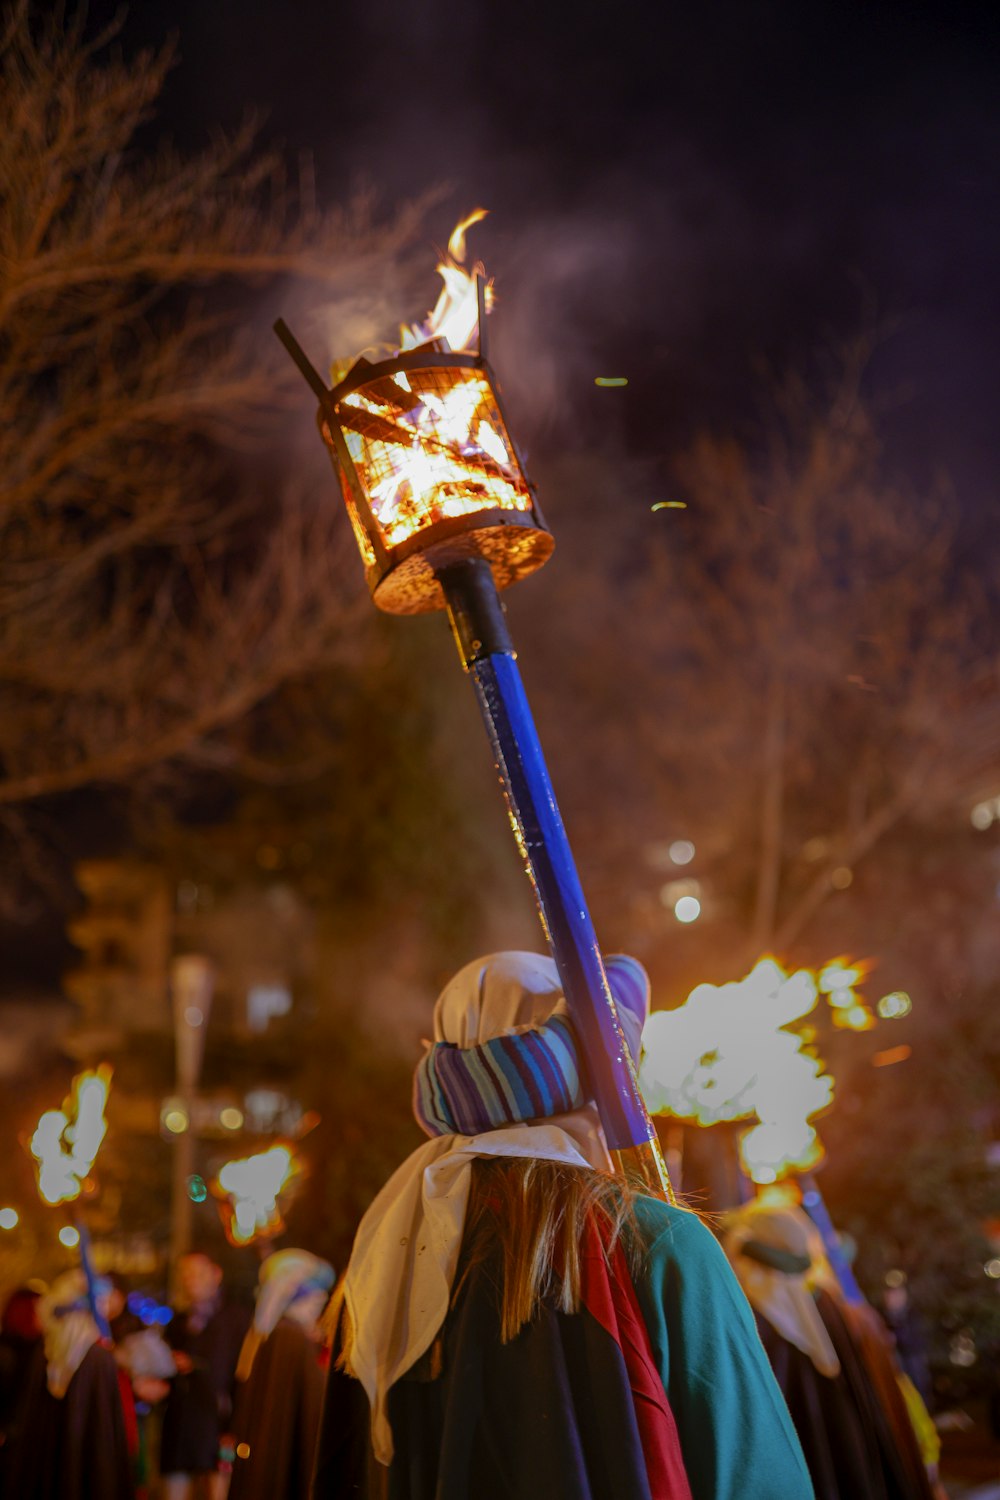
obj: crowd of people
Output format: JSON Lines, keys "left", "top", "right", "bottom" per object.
{"left": 0, "top": 1245, "right": 333, "bottom": 1500}
{"left": 0, "top": 951, "right": 945, "bottom": 1499}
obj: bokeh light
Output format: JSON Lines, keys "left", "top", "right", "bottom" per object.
{"left": 674, "top": 895, "right": 701, "bottom": 923}
{"left": 971, "top": 800, "right": 997, "bottom": 830}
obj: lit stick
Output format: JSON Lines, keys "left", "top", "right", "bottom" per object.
{"left": 276, "top": 215, "right": 670, "bottom": 1198}
{"left": 212, "top": 1144, "right": 298, "bottom": 1247}
{"left": 29, "top": 1066, "right": 113, "bottom": 1336}
{"left": 640, "top": 958, "right": 874, "bottom": 1299}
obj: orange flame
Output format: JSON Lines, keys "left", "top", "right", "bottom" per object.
{"left": 401, "top": 208, "right": 493, "bottom": 354}
{"left": 30, "top": 1065, "right": 112, "bottom": 1205}
{"left": 328, "top": 209, "right": 538, "bottom": 577}
{"left": 214, "top": 1144, "right": 297, "bottom": 1246}
{"left": 640, "top": 957, "right": 874, "bottom": 1184}
{"left": 339, "top": 370, "right": 530, "bottom": 550}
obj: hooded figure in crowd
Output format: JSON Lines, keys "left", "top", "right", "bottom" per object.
{"left": 160, "top": 1251, "right": 250, "bottom": 1500}
{"left": 723, "top": 1198, "right": 935, "bottom": 1500}
{"left": 0, "top": 1286, "right": 42, "bottom": 1497}
{"left": 314, "top": 951, "right": 812, "bottom": 1500}
{"left": 6, "top": 1269, "right": 134, "bottom": 1500}
{"left": 229, "top": 1248, "right": 334, "bottom": 1500}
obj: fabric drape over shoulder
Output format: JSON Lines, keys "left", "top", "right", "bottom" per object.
{"left": 342, "top": 950, "right": 641, "bottom": 1464}
{"left": 6, "top": 1340, "right": 135, "bottom": 1500}
{"left": 317, "top": 1192, "right": 812, "bottom": 1500}
{"left": 317, "top": 1192, "right": 693, "bottom": 1500}
{"left": 231, "top": 1320, "right": 326, "bottom": 1500}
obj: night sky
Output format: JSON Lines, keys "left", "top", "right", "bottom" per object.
{"left": 5, "top": 0, "right": 999, "bottom": 992}
{"left": 100, "top": 0, "right": 1000, "bottom": 511}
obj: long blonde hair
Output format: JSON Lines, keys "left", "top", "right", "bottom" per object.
{"left": 329, "top": 1157, "right": 645, "bottom": 1373}
{"left": 459, "top": 1157, "right": 640, "bottom": 1343}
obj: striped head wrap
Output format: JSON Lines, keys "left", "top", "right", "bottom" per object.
{"left": 413, "top": 951, "right": 650, "bottom": 1139}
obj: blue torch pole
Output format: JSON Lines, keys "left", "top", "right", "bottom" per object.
{"left": 272, "top": 316, "right": 671, "bottom": 1200}
{"left": 439, "top": 558, "right": 672, "bottom": 1199}
{"left": 799, "top": 1174, "right": 865, "bottom": 1305}
{"left": 75, "top": 1214, "right": 112, "bottom": 1339}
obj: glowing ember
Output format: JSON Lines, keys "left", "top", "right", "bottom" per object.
{"left": 639, "top": 958, "right": 871, "bottom": 1183}
{"left": 30, "top": 1066, "right": 111, "bottom": 1205}
{"left": 338, "top": 368, "right": 532, "bottom": 550}
{"left": 215, "top": 1145, "right": 297, "bottom": 1246}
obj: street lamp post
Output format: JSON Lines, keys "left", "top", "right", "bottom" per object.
{"left": 168, "top": 954, "right": 214, "bottom": 1286}
{"left": 275, "top": 267, "right": 671, "bottom": 1199}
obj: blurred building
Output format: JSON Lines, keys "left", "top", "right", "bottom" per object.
{"left": 64, "top": 860, "right": 172, "bottom": 1054}
{"left": 58, "top": 859, "right": 323, "bottom": 1277}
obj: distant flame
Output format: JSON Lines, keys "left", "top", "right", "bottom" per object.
{"left": 640, "top": 958, "right": 872, "bottom": 1184}
{"left": 401, "top": 208, "right": 493, "bottom": 354}
{"left": 30, "top": 1066, "right": 111, "bottom": 1205}
{"left": 214, "top": 1144, "right": 297, "bottom": 1246}
{"left": 819, "top": 957, "right": 876, "bottom": 1030}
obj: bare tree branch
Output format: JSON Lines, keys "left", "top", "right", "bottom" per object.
{"left": 525, "top": 344, "right": 997, "bottom": 983}
{"left": 0, "top": 6, "right": 434, "bottom": 846}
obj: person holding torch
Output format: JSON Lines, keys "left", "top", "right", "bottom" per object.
{"left": 6, "top": 1270, "right": 134, "bottom": 1500}
{"left": 279, "top": 218, "right": 811, "bottom": 1498}
{"left": 314, "top": 951, "right": 813, "bottom": 1500}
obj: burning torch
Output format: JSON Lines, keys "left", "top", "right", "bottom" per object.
{"left": 640, "top": 956, "right": 866, "bottom": 1299}
{"left": 212, "top": 1144, "right": 299, "bottom": 1250}
{"left": 275, "top": 213, "right": 670, "bottom": 1198}
{"left": 29, "top": 1065, "right": 113, "bottom": 1337}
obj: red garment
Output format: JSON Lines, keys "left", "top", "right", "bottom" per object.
{"left": 580, "top": 1216, "right": 693, "bottom": 1500}
{"left": 116, "top": 1361, "right": 139, "bottom": 1459}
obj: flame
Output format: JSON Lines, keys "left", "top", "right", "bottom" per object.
{"left": 214, "top": 1144, "right": 297, "bottom": 1246}
{"left": 401, "top": 208, "right": 493, "bottom": 354}
{"left": 30, "top": 1066, "right": 111, "bottom": 1205}
{"left": 639, "top": 957, "right": 873, "bottom": 1183}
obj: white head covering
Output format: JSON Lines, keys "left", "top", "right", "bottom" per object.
{"left": 39, "top": 1270, "right": 104, "bottom": 1398}
{"left": 343, "top": 951, "right": 646, "bottom": 1465}
{"left": 431, "top": 949, "right": 647, "bottom": 1063}
{"left": 254, "top": 1247, "right": 334, "bottom": 1338}
{"left": 723, "top": 1200, "right": 840, "bottom": 1378}
{"left": 237, "top": 1247, "right": 334, "bottom": 1382}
